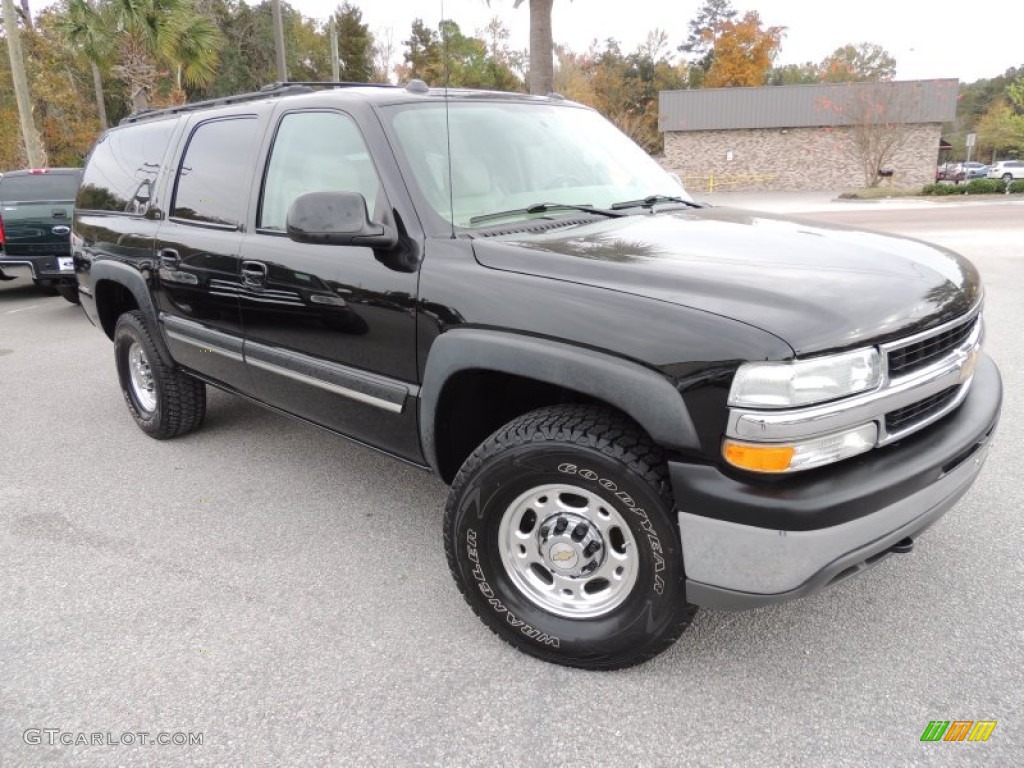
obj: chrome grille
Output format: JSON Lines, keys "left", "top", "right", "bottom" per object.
{"left": 885, "top": 386, "right": 961, "bottom": 434}
{"left": 887, "top": 316, "right": 978, "bottom": 377}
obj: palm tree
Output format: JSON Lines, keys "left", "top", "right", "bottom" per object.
{"left": 3, "top": 0, "right": 46, "bottom": 165}
{"left": 487, "top": 0, "right": 556, "bottom": 96}
{"left": 62, "top": 0, "right": 110, "bottom": 128}
{"left": 61, "top": 0, "right": 223, "bottom": 114}
{"left": 516, "top": 0, "right": 554, "bottom": 96}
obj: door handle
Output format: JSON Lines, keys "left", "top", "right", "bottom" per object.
{"left": 159, "top": 249, "right": 180, "bottom": 269}
{"left": 241, "top": 260, "right": 268, "bottom": 288}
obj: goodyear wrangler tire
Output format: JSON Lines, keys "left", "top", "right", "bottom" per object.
{"left": 444, "top": 405, "right": 697, "bottom": 669}
{"left": 114, "top": 310, "right": 206, "bottom": 439}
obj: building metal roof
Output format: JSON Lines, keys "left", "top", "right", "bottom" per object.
{"left": 659, "top": 79, "right": 959, "bottom": 133}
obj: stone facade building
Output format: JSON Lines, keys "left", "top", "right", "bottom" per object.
{"left": 659, "top": 80, "right": 958, "bottom": 192}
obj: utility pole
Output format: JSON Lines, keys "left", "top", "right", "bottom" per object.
{"left": 329, "top": 16, "right": 340, "bottom": 81}
{"left": 3, "top": 0, "right": 46, "bottom": 167}
{"left": 271, "top": 0, "right": 287, "bottom": 82}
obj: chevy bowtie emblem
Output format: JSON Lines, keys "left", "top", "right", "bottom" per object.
{"left": 551, "top": 549, "right": 575, "bottom": 561}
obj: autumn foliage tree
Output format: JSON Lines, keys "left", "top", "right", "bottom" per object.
{"left": 703, "top": 11, "right": 784, "bottom": 88}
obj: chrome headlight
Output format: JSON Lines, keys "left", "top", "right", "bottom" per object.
{"left": 728, "top": 348, "right": 882, "bottom": 409}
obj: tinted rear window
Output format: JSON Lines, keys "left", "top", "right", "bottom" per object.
{"left": 171, "top": 117, "right": 259, "bottom": 228}
{"left": 0, "top": 173, "right": 81, "bottom": 202}
{"left": 77, "top": 120, "right": 176, "bottom": 213}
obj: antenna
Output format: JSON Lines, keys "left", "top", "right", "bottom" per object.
{"left": 441, "top": 0, "right": 455, "bottom": 238}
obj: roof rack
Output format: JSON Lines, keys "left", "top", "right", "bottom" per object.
{"left": 119, "top": 81, "right": 398, "bottom": 125}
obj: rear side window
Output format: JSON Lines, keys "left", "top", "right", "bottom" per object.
{"left": 0, "top": 172, "right": 81, "bottom": 202}
{"left": 77, "top": 121, "right": 175, "bottom": 212}
{"left": 172, "top": 117, "right": 259, "bottom": 228}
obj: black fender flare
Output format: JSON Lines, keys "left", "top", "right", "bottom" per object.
{"left": 90, "top": 260, "right": 174, "bottom": 368}
{"left": 419, "top": 329, "right": 699, "bottom": 470}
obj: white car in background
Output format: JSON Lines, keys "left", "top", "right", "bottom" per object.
{"left": 987, "top": 160, "right": 1024, "bottom": 181}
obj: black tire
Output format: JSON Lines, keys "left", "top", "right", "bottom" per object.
{"left": 113, "top": 310, "right": 206, "bottom": 439}
{"left": 444, "top": 404, "right": 697, "bottom": 670}
{"left": 33, "top": 279, "right": 59, "bottom": 296}
{"left": 1003, "top": 173, "right": 1014, "bottom": 183}
{"left": 59, "top": 283, "right": 80, "bottom": 304}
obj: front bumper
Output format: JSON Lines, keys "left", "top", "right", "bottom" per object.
{"left": 672, "top": 354, "right": 1001, "bottom": 609}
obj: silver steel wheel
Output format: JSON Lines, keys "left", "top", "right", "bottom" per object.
{"left": 497, "top": 483, "right": 639, "bottom": 618}
{"left": 128, "top": 341, "right": 157, "bottom": 412}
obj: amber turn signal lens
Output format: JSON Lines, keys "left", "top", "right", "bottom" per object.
{"left": 723, "top": 440, "right": 795, "bottom": 472}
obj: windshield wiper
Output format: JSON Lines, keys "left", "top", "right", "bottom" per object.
{"left": 469, "top": 202, "right": 625, "bottom": 226}
{"left": 610, "top": 195, "right": 703, "bottom": 210}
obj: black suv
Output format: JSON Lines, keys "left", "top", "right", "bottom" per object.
{"left": 71, "top": 82, "right": 1002, "bottom": 669}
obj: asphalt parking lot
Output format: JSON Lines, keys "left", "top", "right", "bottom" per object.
{"left": 1, "top": 198, "right": 1021, "bottom": 766}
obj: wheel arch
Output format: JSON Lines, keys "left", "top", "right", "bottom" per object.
{"left": 91, "top": 261, "right": 173, "bottom": 367}
{"left": 420, "top": 329, "right": 699, "bottom": 483}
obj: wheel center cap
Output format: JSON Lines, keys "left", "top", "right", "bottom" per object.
{"left": 548, "top": 542, "right": 579, "bottom": 571}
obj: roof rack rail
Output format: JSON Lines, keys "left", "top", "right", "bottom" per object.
{"left": 120, "top": 83, "right": 316, "bottom": 125}
{"left": 119, "top": 81, "right": 401, "bottom": 126}
{"left": 259, "top": 81, "right": 399, "bottom": 90}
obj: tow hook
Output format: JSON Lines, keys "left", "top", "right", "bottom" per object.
{"left": 890, "top": 537, "right": 915, "bottom": 554}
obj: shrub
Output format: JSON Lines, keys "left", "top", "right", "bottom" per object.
{"left": 921, "top": 183, "right": 956, "bottom": 195}
{"left": 1010, "top": 180, "right": 1024, "bottom": 194}
{"left": 963, "top": 178, "right": 1003, "bottom": 194}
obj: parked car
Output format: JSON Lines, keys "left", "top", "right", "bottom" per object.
{"left": 961, "top": 162, "right": 989, "bottom": 180}
{"left": 986, "top": 160, "right": 1024, "bottom": 181}
{"left": 936, "top": 162, "right": 988, "bottom": 183}
{"left": 71, "top": 82, "right": 1001, "bottom": 669}
{"left": 0, "top": 167, "right": 83, "bottom": 302}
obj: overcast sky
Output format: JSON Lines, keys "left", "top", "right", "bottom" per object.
{"left": 285, "top": 0, "right": 1023, "bottom": 83}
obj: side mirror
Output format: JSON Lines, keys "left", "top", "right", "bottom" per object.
{"left": 286, "top": 191, "right": 397, "bottom": 248}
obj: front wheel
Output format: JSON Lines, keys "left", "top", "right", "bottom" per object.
{"left": 444, "top": 405, "right": 696, "bottom": 669}
{"left": 1003, "top": 173, "right": 1014, "bottom": 183}
{"left": 114, "top": 310, "right": 206, "bottom": 439}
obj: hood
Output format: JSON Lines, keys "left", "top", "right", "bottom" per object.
{"left": 471, "top": 208, "right": 981, "bottom": 356}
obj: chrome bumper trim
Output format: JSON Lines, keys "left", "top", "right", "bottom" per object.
{"left": 678, "top": 439, "right": 989, "bottom": 595}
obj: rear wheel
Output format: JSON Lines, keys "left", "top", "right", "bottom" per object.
{"left": 59, "top": 283, "right": 80, "bottom": 304}
{"left": 114, "top": 310, "right": 206, "bottom": 439}
{"left": 444, "top": 404, "right": 696, "bottom": 669}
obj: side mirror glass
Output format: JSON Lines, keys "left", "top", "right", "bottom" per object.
{"left": 286, "top": 191, "right": 397, "bottom": 248}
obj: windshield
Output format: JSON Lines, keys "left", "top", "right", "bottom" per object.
{"left": 386, "top": 101, "right": 689, "bottom": 229}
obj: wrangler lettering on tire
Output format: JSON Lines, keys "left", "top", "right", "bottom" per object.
{"left": 444, "top": 404, "right": 697, "bottom": 670}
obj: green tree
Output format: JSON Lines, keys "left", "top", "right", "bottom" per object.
{"left": 60, "top": 0, "right": 224, "bottom": 113}
{"left": 975, "top": 100, "right": 1024, "bottom": 161}
{"left": 59, "top": 0, "right": 109, "bottom": 128}
{"left": 767, "top": 61, "right": 820, "bottom": 85}
{"left": 400, "top": 18, "right": 521, "bottom": 90}
{"left": 678, "top": 0, "right": 736, "bottom": 87}
{"left": 820, "top": 43, "right": 896, "bottom": 83}
{"left": 333, "top": 2, "right": 372, "bottom": 82}
{"left": 400, "top": 18, "right": 443, "bottom": 83}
